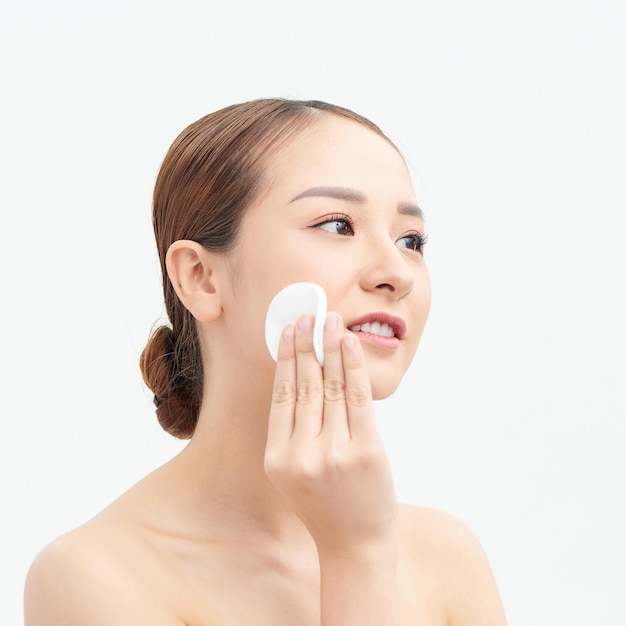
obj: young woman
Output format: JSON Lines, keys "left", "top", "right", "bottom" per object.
{"left": 25, "top": 99, "right": 507, "bottom": 625}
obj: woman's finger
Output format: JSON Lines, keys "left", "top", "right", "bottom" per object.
{"left": 320, "top": 313, "right": 349, "bottom": 441}
{"left": 266, "top": 324, "right": 297, "bottom": 445}
{"left": 292, "top": 315, "right": 324, "bottom": 441}
{"left": 341, "top": 333, "right": 376, "bottom": 441}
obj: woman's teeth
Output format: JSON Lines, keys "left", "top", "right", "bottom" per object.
{"left": 348, "top": 322, "right": 395, "bottom": 337}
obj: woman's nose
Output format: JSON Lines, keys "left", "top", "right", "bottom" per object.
{"left": 358, "top": 239, "right": 415, "bottom": 299}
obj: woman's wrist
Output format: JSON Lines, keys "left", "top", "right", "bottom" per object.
{"left": 316, "top": 529, "right": 399, "bottom": 565}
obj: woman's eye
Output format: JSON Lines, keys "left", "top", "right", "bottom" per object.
{"left": 317, "top": 218, "right": 354, "bottom": 236}
{"left": 396, "top": 232, "right": 428, "bottom": 254}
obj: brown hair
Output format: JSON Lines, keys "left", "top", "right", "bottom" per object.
{"left": 140, "top": 98, "right": 393, "bottom": 438}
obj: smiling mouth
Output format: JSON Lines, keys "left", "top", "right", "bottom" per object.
{"left": 348, "top": 322, "right": 396, "bottom": 338}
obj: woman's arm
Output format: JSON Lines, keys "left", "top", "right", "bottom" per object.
{"left": 317, "top": 539, "right": 400, "bottom": 625}
{"left": 265, "top": 313, "right": 401, "bottom": 625}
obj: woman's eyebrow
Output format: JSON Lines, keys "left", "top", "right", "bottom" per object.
{"left": 290, "top": 186, "right": 366, "bottom": 203}
{"left": 290, "top": 186, "right": 424, "bottom": 221}
{"left": 398, "top": 201, "right": 424, "bottom": 221}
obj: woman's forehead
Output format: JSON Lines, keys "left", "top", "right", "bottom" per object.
{"left": 262, "top": 116, "right": 411, "bottom": 195}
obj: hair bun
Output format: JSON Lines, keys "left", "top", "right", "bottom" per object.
{"left": 140, "top": 325, "right": 201, "bottom": 439}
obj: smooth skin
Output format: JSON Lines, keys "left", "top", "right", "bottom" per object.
{"left": 25, "top": 116, "right": 507, "bottom": 625}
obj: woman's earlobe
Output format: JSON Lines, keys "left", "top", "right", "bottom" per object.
{"left": 165, "top": 240, "right": 223, "bottom": 322}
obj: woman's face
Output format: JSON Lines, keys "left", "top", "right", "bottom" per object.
{"left": 218, "top": 115, "right": 432, "bottom": 399}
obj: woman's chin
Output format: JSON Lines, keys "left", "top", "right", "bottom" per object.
{"left": 370, "top": 376, "right": 402, "bottom": 401}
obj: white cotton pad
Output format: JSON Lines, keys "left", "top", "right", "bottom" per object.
{"left": 265, "top": 282, "right": 327, "bottom": 366}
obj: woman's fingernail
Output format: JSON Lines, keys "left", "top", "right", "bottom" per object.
{"left": 282, "top": 324, "right": 294, "bottom": 341}
{"left": 324, "top": 314, "right": 338, "bottom": 331}
{"left": 297, "top": 315, "right": 313, "bottom": 332}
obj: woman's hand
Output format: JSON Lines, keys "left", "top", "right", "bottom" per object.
{"left": 264, "top": 312, "right": 399, "bottom": 556}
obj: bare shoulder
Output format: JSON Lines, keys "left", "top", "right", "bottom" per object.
{"left": 399, "top": 504, "right": 493, "bottom": 566}
{"left": 399, "top": 505, "right": 508, "bottom": 626}
{"left": 24, "top": 520, "right": 184, "bottom": 626}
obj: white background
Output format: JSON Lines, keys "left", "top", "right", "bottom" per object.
{"left": 1, "top": 1, "right": 625, "bottom": 624}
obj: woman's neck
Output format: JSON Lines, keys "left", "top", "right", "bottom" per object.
{"left": 165, "top": 374, "right": 313, "bottom": 547}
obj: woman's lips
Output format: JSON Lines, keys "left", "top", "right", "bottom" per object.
{"left": 348, "top": 328, "right": 401, "bottom": 349}
{"left": 346, "top": 313, "right": 407, "bottom": 348}
{"left": 347, "top": 313, "right": 406, "bottom": 338}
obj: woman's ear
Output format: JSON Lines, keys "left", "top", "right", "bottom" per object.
{"left": 165, "top": 240, "right": 224, "bottom": 323}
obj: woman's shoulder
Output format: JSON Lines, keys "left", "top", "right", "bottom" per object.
{"left": 398, "top": 504, "right": 507, "bottom": 625}
{"left": 24, "top": 520, "right": 170, "bottom": 625}
{"left": 24, "top": 509, "right": 185, "bottom": 625}
{"left": 399, "top": 503, "right": 485, "bottom": 555}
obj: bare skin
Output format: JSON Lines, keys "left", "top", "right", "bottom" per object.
{"left": 25, "top": 117, "right": 507, "bottom": 625}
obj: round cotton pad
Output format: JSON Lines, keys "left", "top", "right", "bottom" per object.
{"left": 265, "top": 282, "right": 327, "bottom": 366}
